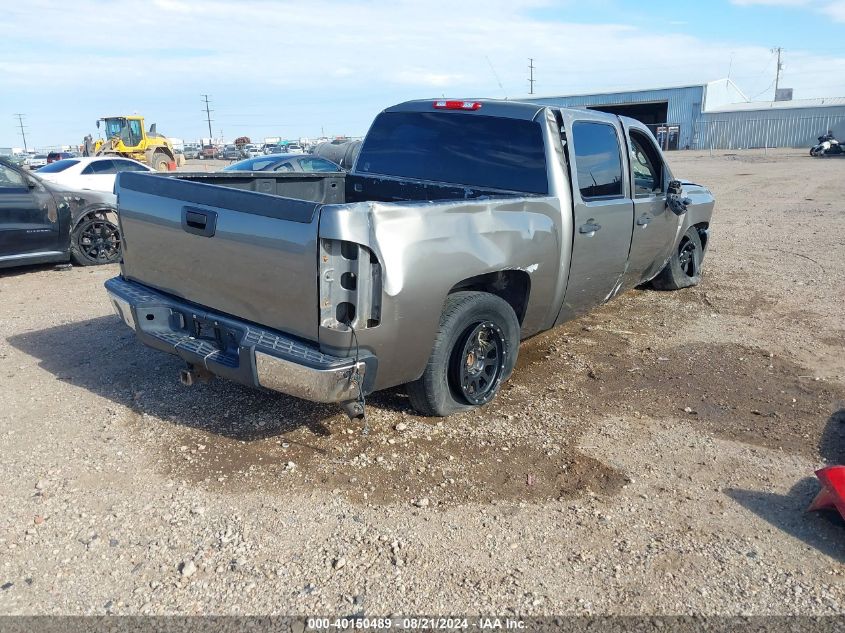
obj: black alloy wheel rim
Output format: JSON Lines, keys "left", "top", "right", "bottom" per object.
{"left": 452, "top": 321, "right": 506, "bottom": 405}
{"left": 678, "top": 236, "right": 699, "bottom": 278}
{"left": 80, "top": 220, "right": 120, "bottom": 262}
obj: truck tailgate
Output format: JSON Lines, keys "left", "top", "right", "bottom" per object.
{"left": 116, "top": 171, "right": 321, "bottom": 342}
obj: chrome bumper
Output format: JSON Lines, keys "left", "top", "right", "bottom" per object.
{"left": 254, "top": 351, "right": 365, "bottom": 403}
{"left": 105, "top": 276, "right": 371, "bottom": 404}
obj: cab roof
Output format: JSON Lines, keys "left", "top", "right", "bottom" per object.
{"left": 385, "top": 98, "right": 624, "bottom": 123}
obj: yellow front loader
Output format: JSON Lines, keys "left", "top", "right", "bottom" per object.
{"left": 91, "top": 115, "right": 179, "bottom": 171}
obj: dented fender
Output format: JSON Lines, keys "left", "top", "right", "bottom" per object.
{"left": 317, "top": 196, "right": 567, "bottom": 390}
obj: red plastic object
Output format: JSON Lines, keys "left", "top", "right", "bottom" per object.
{"left": 807, "top": 466, "right": 845, "bottom": 519}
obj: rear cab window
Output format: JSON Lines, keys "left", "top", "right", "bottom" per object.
{"left": 571, "top": 121, "right": 624, "bottom": 200}
{"left": 356, "top": 111, "right": 548, "bottom": 194}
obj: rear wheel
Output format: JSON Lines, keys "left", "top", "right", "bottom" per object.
{"left": 406, "top": 292, "right": 520, "bottom": 417}
{"left": 650, "top": 225, "right": 705, "bottom": 290}
{"left": 70, "top": 214, "right": 121, "bottom": 266}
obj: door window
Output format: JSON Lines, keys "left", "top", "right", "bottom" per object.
{"left": 81, "top": 160, "right": 117, "bottom": 175}
{"left": 571, "top": 122, "right": 624, "bottom": 200}
{"left": 112, "top": 160, "right": 149, "bottom": 172}
{"left": 128, "top": 120, "right": 143, "bottom": 146}
{"left": 298, "top": 158, "right": 340, "bottom": 172}
{"left": 629, "top": 130, "right": 664, "bottom": 196}
{"left": 0, "top": 164, "right": 26, "bottom": 189}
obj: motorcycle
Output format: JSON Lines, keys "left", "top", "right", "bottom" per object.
{"left": 810, "top": 132, "right": 843, "bottom": 157}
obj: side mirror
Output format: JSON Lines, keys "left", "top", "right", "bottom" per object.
{"left": 666, "top": 180, "right": 690, "bottom": 215}
{"left": 667, "top": 179, "right": 683, "bottom": 195}
{"left": 96, "top": 120, "right": 100, "bottom": 129}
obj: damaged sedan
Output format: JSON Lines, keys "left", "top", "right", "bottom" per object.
{"left": 0, "top": 157, "right": 121, "bottom": 268}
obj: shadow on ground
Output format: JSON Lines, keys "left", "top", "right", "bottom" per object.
{"left": 7, "top": 315, "right": 625, "bottom": 505}
{"left": 7, "top": 314, "right": 352, "bottom": 440}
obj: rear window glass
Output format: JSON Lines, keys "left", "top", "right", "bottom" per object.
{"left": 37, "top": 159, "right": 80, "bottom": 173}
{"left": 356, "top": 111, "right": 548, "bottom": 194}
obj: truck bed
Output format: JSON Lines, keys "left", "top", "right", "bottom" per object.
{"left": 115, "top": 170, "right": 535, "bottom": 345}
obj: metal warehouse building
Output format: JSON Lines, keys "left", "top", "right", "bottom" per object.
{"left": 530, "top": 79, "right": 845, "bottom": 150}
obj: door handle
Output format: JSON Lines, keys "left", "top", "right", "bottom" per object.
{"left": 637, "top": 214, "right": 652, "bottom": 226}
{"left": 579, "top": 219, "right": 601, "bottom": 235}
{"left": 181, "top": 207, "right": 217, "bottom": 237}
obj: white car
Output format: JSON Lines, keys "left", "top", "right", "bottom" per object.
{"left": 26, "top": 154, "right": 48, "bottom": 169}
{"left": 35, "top": 156, "right": 152, "bottom": 193}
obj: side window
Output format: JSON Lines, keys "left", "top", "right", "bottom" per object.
{"left": 81, "top": 160, "right": 116, "bottom": 175}
{"left": 0, "top": 164, "right": 26, "bottom": 189}
{"left": 273, "top": 162, "right": 295, "bottom": 172}
{"left": 112, "top": 160, "right": 147, "bottom": 172}
{"left": 571, "top": 122, "right": 624, "bottom": 200}
{"left": 299, "top": 158, "right": 339, "bottom": 172}
{"left": 629, "top": 131, "right": 664, "bottom": 196}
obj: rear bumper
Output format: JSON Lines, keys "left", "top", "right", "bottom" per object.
{"left": 105, "top": 276, "right": 373, "bottom": 403}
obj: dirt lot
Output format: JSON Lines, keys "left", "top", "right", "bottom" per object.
{"left": 0, "top": 150, "right": 843, "bottom": 615}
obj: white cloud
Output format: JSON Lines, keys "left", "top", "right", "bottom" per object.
{"left": 821, "top": 0, "right": 845, "bottom": 20}
{"left": 731, "top": 0, "right": 845, "bottom": 22}
{"left": 730, "top": 0, "right": 810, "bottom": 6}
{"left": 2, "top": 0, "right": 845, "bottom": 146}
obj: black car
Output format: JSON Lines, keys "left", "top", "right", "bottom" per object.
{"left": 0, "top": 157, "right": 122, "bottom": 269}
{"left": 221, "top": 153, "right": 341, "bottom": 173}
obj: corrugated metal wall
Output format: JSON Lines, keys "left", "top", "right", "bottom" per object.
{"left": 531, "top": 86, "right": 704, "bottom": 149}
{"left": 694, "top": 107, "right": 845, "bottom": 149}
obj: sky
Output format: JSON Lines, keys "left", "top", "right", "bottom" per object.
{"left": 2, "top": 0, "right": 845, "bottom": 149}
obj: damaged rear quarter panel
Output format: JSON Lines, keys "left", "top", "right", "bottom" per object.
{"left": 318, "top": 195, "right": 565, "bottom": 390}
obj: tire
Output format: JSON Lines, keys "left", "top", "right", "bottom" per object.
{"left": 406, "top": 291, "right": 520, "bottom": 417}
{"left": 151, "top": 152, "right": 170, "bottom": 172}
{"left": 650, "top": 225, "right": 705, "bottom": 290}
{"left": 70, "top": 214, "right": 122, "bottom": 266}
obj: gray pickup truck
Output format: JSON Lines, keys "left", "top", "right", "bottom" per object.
{"left": 106, "top": 99, "right": 713, "bottom": 418}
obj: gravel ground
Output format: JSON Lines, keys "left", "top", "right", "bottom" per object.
{"left": 0, "top": 149, "right": 843, "bottom": 615}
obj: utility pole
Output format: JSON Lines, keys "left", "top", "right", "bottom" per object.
{"left": 201, "top": 94, "right": 213, "bottom": 140}
{"left": 772, "top": 47, "right": 784, "bottom": 98}
{"left": 14, "top": 114, "right": 28, "bottom": 152}
{"left": 528, "top": 58, "right": 535, "bottom": 95}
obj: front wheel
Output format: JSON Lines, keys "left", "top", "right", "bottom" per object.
{"left": 70, "top": 214, "right": 122, "bottom": 266}
{"left": 650, "top": 225, "right": 705, "bottom": 290}
{"left": 406, "top": 291, "right": 520, "bottom": 417}
{"left": 151, "top": 152, "right": 170, "bottom": 171}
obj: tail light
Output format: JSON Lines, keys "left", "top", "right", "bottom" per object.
{"left": 319, "top": 239, "right": 381, "bottom": 330}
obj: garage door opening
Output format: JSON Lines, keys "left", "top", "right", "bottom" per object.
{"left": 586, "top": 101, "right": 680, "bottom": 150}
{"left": 587, "top": 101, "right": 669, "bottom": 125}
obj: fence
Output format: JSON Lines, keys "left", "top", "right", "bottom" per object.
{"left": 692, "top": 115, "right": 845, "bottom": 152}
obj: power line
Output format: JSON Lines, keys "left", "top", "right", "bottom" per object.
{"left": 14, "top": 114, "right": 28, "bottom": 152}
{"left": 485, "top": 56, "right": 506, "bottom": 98}
{"left": 528, "top": 58, "right": 536, "bottom": 95}
{"left": 201, "top": 94, "right": 214, "bottom": 140}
